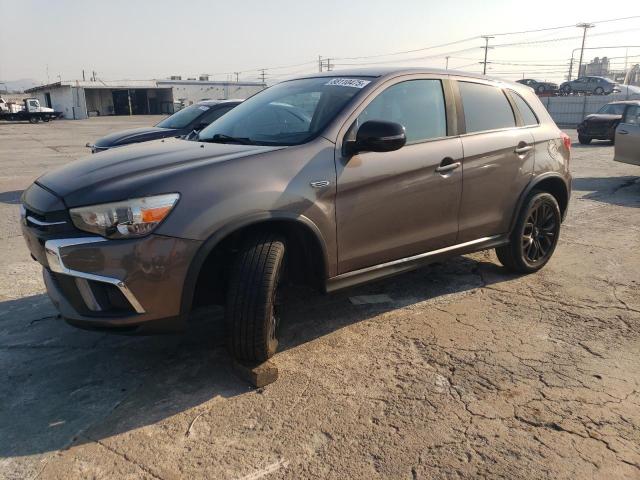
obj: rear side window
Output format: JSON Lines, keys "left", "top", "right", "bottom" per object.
{"left": 510, "top": 91, "right": 539, "bottom": 126}
{"left": 623, "top": 105, "right": 640, "bottom": 125}
{"left": 459, "top": 82, "right": 515, "bottom": 133}
{"left": 355, "top": 79, "right": 447, "bottom": 143}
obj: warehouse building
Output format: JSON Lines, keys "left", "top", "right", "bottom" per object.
{"left": 24, "top": 78, "right": 265, "bottom": 119}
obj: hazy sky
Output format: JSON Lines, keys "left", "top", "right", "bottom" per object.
{"left": 1, "top": 0, "right": 639, "bottom": 85}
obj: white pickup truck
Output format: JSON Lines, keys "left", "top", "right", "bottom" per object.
{"left": 0, "top": 97, "right": 62, "bottom": 123}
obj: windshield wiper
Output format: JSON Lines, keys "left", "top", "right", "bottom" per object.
{"left": 203, "top": 133, "right": 254, "bottom": 145}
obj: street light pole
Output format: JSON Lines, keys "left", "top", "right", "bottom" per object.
{"left": 576, "top": 23, "right": 594, "bottom": 79}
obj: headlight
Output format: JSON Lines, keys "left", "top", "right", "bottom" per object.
{"left": 69, "top": 193, "right": 179, "bottom": 239}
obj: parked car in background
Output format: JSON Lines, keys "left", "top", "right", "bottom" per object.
{"left": 20, "top": 68, "right": 571, "bottom": 362}
{"left": 516, "top": 79, "right": 558, "bottom": 94}
{"left": 614, "top": 103, "right": 640, "bottom": 166}
{"left": 559, "top": 76, "right": 617, "bottom": 95}
{"left": 576, "top": 101, "right": 638, "bottom": 144}
{"left": 86, "top": 99, "right": 242, "bottom": 152}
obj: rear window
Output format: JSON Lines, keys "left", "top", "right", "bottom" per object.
{"left": 510, "top": 91, "right": 539, "bottom": 126}
{"left": 459, "top": 82, "right": 516, "bottom": 133}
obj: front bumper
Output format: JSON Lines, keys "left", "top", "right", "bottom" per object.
{"left": 22, "top": 212, "right": 201, "bottom": 332}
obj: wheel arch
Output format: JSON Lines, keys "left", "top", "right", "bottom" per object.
{"left": 509, "top": 173, "right": 570, "bottom": 233}
{"left": 179, "top": 212, "right": 329, "bottom": 319}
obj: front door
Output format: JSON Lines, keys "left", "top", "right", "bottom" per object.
{"left": 615, "top": 105, "right": 640, "bottom": 166}
{"left": 335, "top": 78, "right": 463, "bottom": 274}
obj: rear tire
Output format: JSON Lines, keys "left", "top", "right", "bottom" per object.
{"left": 578, "top": 135, "right": 592, "bottom": 145}
{"left": 496, "top": 191, "right": 561, "bottom": 274}
{"left": 225, "top": 232, "right": 286, "bottom": 362}
{"left": 594, "top": 87, "right": 604, "bottom": 95}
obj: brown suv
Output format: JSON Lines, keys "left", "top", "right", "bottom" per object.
{"left": 21, "top": 68, "right": 571, "bottom": 362}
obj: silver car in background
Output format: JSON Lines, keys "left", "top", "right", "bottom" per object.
{"left": 560, "top": 76, "right": 617, "bottom": 95}
{"left": 614, "top": 102, "right": 640, "bottom": 166}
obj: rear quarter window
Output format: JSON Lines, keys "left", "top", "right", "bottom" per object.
{"left": 510, "top": 91, "right": 539, "bottom": 126}
{"left": 458, "top": 81, "right": 516, "bottom": 133}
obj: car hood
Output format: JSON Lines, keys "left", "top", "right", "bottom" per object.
{"left": 36, "top": 138, "right": 285, "bottom": 207}
{"left": 584, "top": 114, "right": 622, "bottom": 122}
{"left": 93, "top": 127, "right": 181, "bottom": 148}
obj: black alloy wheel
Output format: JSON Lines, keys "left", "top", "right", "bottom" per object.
{"left": 521, "top": 199, "right": 557, "bottom": 265}
{"left": 496, "top": 191, "right": 561, "bottom": 274}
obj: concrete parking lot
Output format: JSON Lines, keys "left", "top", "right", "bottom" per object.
{"left": 1, "top": 117, "right": 639, "bottom": 480}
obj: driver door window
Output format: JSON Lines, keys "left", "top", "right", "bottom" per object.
{"left": 623, "top": 106, "right": 639, "bottom": 125}
{"left": 351, "top": 79, "right": 447, "bottom": 143}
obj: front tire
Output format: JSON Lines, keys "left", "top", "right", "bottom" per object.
{"left": 225, "top": 232, "right": 286, "bottom": 362}
{"left": 496, "top": 191, "right": 561, "bottom": 274}
{"left": 578, "top": 135, "right": 592, "bottom": 145}
{"left": 594, "top": 87, "right": 604, "bottom": 95}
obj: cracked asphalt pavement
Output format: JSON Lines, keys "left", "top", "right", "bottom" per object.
{"left": 1, "top": 117, "right": 639, "bottom": 479}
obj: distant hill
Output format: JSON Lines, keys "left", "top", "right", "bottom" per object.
{"left": 0, "top": 78, "right": 40, "bottom": 93}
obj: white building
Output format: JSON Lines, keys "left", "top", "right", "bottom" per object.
{"left": 24, "top": 78, "right": 265, "bottom": 119}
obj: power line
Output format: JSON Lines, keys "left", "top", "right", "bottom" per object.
{"left": 486, "top": 15, "right": 640, "bottom": 37}
{"left": 331, "top": 35, "right": 481, "bottom": 61}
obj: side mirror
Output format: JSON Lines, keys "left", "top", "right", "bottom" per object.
{"left": 345, "top": 120, "right": 406, "bottom": 156}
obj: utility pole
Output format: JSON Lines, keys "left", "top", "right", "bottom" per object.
{"left": 576, "top": 23, "right": 594, "bottom": 79}
{"left": 259, "top": 69, "right": 266, "bottom": 87}
{"left": 326, "top": 58, "right": 333, "bottom": 71}
{"left": 481, "top": 36, "right": 494, "bottom": 75}
{"left": 318, "top": 55, "right": 323, "bottom": 72}
{"left": 234, "top": 72, "right": 239, "bottom": 82}
{"left": 567, "top": 54, "right": 575, "bottom": 81}
{"left": 624, "top": 47, "right": 629, "bottom": 71}
{"left": 445, "top": 56, "right": 450, "bottom": 70}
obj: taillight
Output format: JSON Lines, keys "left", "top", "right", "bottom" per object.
{"left": 561, "top": 132, "right": 571, "bottom": 151}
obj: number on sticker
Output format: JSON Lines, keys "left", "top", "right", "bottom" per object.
{"left": 325, "top": 78, "right": 371, "bottom": 89}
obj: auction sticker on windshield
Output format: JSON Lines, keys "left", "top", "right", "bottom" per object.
{"left": 325, "top": 78, "right": 371, "bottom": 88}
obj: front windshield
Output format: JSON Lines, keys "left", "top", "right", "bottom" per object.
{"left": 156, "top": 104, "right": 209, "bottom": 129}
{"left": 598, "top": 104, "right": 627, "bottom": 115}
{"left": 198, "top": 76, "right": 373, "bottom": 146}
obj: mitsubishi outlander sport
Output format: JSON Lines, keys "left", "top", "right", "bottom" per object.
{"left": 21, "top": 68, "right": 571, "bottom": 362}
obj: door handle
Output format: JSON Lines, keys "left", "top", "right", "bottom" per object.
{"left": 618, "top": 130, "right": 629, "bottom": 135}
{"left": 515, "top": 145, "right": 533, "bottom": 155}
{"left": 435, "top": 161, "right": 461, "bottom": 174}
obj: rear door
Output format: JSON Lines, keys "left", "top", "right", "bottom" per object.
{"left": 615, "top": 105, "right": 640, "bottom": 166}
{"left": 455, "top": 80, "right": 535, "bottom": 242}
